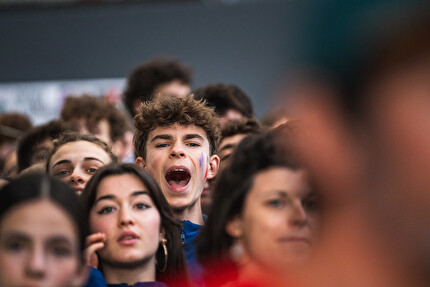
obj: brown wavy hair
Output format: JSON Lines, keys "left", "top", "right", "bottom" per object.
{"left": 133, "top": 95, "right": 220, "bottom": 159}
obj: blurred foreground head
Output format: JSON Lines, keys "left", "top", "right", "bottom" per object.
{"left": 290, "top": 4, "right": 430, "bottom": 287}
{"left": 0, "top": 175, "right": 88, "bottom": 286}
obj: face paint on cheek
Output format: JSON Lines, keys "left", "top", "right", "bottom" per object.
{"left": 204, "top": 154, "right": 209, "bottom": 180}
{"left": 200, "top": 152, "right": 209, "bottom": 180}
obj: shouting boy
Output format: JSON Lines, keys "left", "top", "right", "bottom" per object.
{"left": 134, "top": 95, "right": 220, "bottom": 280}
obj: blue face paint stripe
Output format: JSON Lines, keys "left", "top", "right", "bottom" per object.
{"left": 199, "top": 152, "right": 203, "bottom": 168}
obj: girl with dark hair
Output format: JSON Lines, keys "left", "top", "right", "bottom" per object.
{"left": 0, "top": 174, "right": 89, "bottom": 286}
{"left": 197, "top": 125, "right": 320, "bottom": 286}
{"left": 81, "top": 163, "right": 188, "bottom": 287}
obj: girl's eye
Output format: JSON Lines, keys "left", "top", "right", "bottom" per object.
{"left": 97, "top": 206, "right": 115, "bottom": 215}
{"left": 135, "top": 203, "right": 150, "bottom": 210}
{"left": 302, "top": 198, "right": 317, "bottom": 211}
{"left": 268, "top": 199, "right": 284, "bottom": 208}
{"left": 51, "top": 246, "right": 72, "bottom": 257}
{"left": 86, "top": 168, "right": 97, "bottom": 173}
{"left": 4, "top": 241, "right": 24, "bottom": 252}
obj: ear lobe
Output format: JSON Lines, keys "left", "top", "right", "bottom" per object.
{"left": 136, "top": 157, "right": 146, "bottom": 168}
{"left": 207, "top": 154, "right": 220, "bottom": 180}
{"left": 159, "top": 227, "right": 166, "bottom": 238}
{"left": 226, "top": 215, "right": 243, "bottom": 238}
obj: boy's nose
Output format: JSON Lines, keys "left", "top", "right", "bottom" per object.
{"left": 69, "top": 170, "right": 85, "bottom": 184}
{"left": 170, "top": 143, "right": 186, "bottom": 158}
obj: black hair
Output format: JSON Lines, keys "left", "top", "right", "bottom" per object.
{"left": 81, "top": 163, "right": 188, "bottom": 284}
{"left": 0, "top": 174, "right": 88, "bottom": 263}
{"left": 193, "top": 83, "right": 254, "bottom": 118}
{"left": 123, "top": 58, "right": 193, "bottom": 117}
{"left": 17, "top": 120, "right": 78, "bottom": 173}
{"left": 196, "top": 124, "right": 304, "bottom": 281}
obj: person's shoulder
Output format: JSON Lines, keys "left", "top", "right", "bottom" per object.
{"left": 84, "top": 266, "right": 107, "bottom": 287}
{"left": 132, "top": 282, "right": 168, "bottom": 287}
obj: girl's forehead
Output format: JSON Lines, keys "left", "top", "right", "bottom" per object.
{"left": 96, "top": 174, "right": 151, "bottom": 198}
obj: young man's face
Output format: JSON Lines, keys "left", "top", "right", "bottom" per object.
{"left": 136, "top": 123, "right": 219, "bottom": 213}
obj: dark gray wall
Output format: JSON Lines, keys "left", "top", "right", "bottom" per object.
{"left": 0, "top": 1, "right": 314, "bottom": 117}
{"left": 0, "top": 0, "right": 421, "bottom": 117}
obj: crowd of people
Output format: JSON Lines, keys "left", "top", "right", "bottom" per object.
{"left": 0, "top": 5, "right": 429, "bottom": 287}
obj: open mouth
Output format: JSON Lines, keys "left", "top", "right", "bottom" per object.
{"left": 165, "top": 167, "right": 191, "bottom": 190}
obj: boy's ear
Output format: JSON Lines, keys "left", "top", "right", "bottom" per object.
{"left": 136, "top": 157, "right": 146, "bottom": 168}
{"left": 207, "top": 154, "right": 220, "bottom": 180}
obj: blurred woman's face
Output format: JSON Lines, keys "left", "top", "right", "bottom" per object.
{"left": 0, "top": 199, "right": 85, "bottom": 287}
{"left": 89, "top": 174, "right": 162, "bottom": 268}
{"left": 227, "top": 167, "right": 318, "bottom": 273}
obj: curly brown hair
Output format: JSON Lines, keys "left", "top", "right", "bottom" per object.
{"left": 60, "top": 95, "right": 129, "bottom": 143}
{"left": 45, "top": 131, "right": 118, "bottom": 172}
{"left": 0, "top": 112, "right": 32, "bottom": 144}
{"left": 193, "top": 83, "right": 254, "bottom": 118}
{"left": 134, "top": 95, "right": 220, "bottom": 159}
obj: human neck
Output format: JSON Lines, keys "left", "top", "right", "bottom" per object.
{"left": 173, "top": 199, "right": 204, "bottom": 225}
{"left": 102, "top": 258, "right": 156, "bottom": 285}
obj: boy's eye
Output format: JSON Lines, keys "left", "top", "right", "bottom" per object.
{"left": 97, "top": 206, "right": 115, "bottom": 215}
{"left": 187, "top": 143, "right": 200, "bottom": 147}
{"left": 55, "top": 170, "right": 70, "bottom": 177}
{"left": 155, "top": 143, "right": 168, "bottom": 148}
{"left": 135, "top": 203, "right": 150, "bottom": 210}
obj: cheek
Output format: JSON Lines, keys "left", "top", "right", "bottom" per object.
{"left": 145, "top": 155, "right": 163, "bottom": 178}
{"left": 197, "top": 152, "right": 209, "bottom": 180}
{"left": 48, "top": 258, "right": 80, "bottom": 286}
{"left": 241, "top": 207, "right": 285, "bottom": 249}
{"left": 90, "top": 215, "right": 113, "bottom": 236}
{"left": 142, "top": 211, "right": 161, "bottom": 233}
{"left": 0, "top": 252, "right": 22, "bottom": 281}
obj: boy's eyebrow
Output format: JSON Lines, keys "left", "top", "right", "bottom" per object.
{"left": 52, "top": 157, "right": 104, "bottom": 169}
{"left": 83, "top": 157, "right": 105, "bottom": 164}
{"left": 51, "top": 159, "right": 72, "bottom": 168}
{"left": 183, "top": 134, "right": 204, "bottom": 141}
{"left": 150, "top": 134, "right": 173, "bottom": 142}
